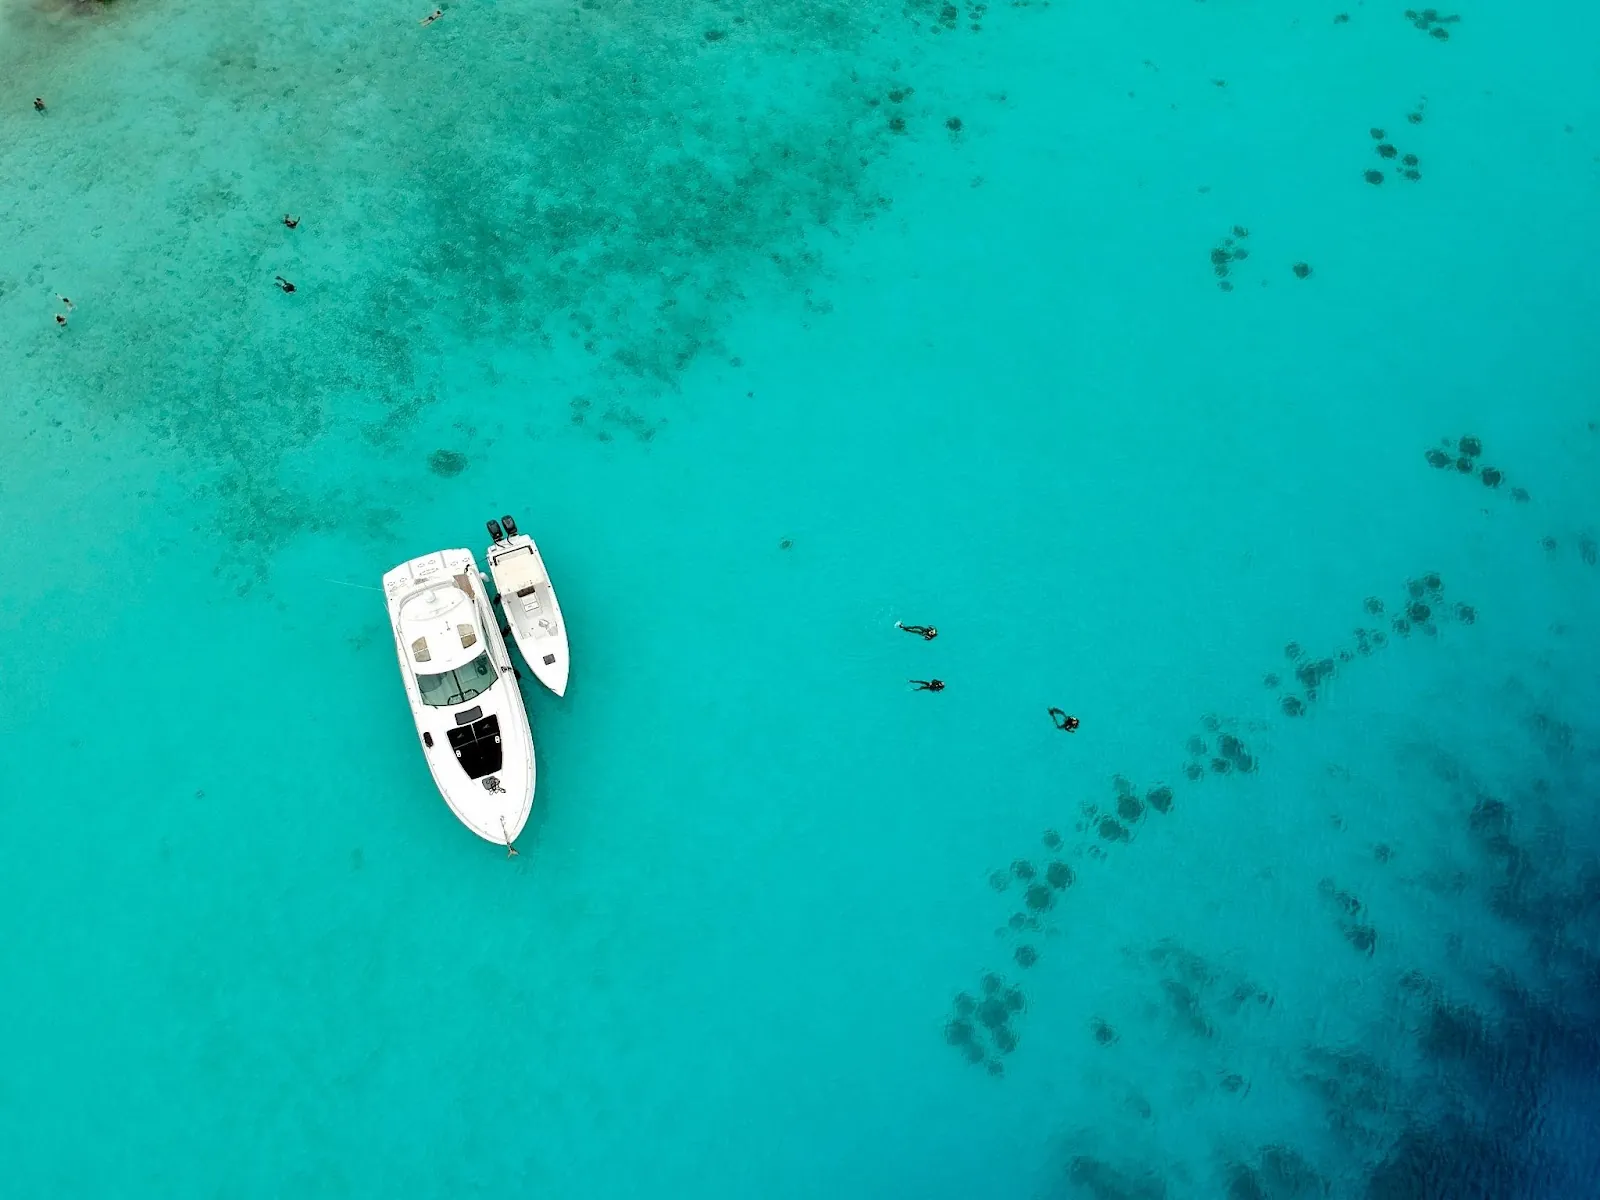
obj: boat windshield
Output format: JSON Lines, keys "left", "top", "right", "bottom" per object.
{"left": 416, "top": 651, "right": 497, "bottom": 708}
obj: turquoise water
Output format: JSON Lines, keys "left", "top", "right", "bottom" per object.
{"left": 3, "top": 0, "right": 1599, "bottom": 1195}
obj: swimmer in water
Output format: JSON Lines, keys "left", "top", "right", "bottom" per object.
{"left": 34, "top": 97, "right": 46, "bottom": 113}
{"left": 420, "top": 8, "right": 443, "bottom": 23}
{"left": 282, "top": 214, "right": 299, "bottom": 229}
{"left": 1048, "top": 707, "right": 1080, "bottom": 732}
{"left": 910, "top": 679, "right": 945, "bottom": 692}
{"left": 896, "top": 622, "right": 938, "bottom": 641}
{"left": 56, "top": 294, "right": 73, "bottom": 309}
{"left": 274, "top": 275, "right": 297, "bottom": 293}
{"left": 55, "top": 313, "right": 67, "bottom": 327}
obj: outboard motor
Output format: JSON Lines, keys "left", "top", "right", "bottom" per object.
{"left": 486, "top": 518, "right": 505, "bottom": 543}
{"left": 501, "top": 514, "right": 519, "bottom": 538}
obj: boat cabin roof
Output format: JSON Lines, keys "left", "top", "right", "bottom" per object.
{"left": 396, "top": 576, "right": 486, "bottom": 674}
{"left": 493, "top": 545, "right": 547, "bottom": 595}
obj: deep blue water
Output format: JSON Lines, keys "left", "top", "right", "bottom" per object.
{"left": 1, "top": 1, "right": 1598, "bottom": 1196}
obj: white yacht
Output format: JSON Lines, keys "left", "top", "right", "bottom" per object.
{"left": 484, "top": 515, "right": 570, "bottom": 697}
{"left": 383, "top": 548, "right": 535, "bottom": 852}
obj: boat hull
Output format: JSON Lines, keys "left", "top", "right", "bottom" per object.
{"left": 383, "top": 548, "right": 535, "bottom": 847}
{"left": 486, "top": 533, "right": 571, "bottom": 697}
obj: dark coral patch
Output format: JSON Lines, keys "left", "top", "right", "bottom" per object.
{"left": 1046, "top": 860, "right": 1075, "bottom": 889}
{"left": 1098, "top": 817, "right": 1131, "bottom": 842}
{"left": 1024, "top": 883, "right": 1054, "bottom": 912}
{"left": 1146, "top": 786, "right": 1174, "bottom": 815}
{"left": 428, "top": 449, "right": 467, "bottom": 477}
{"left": 977, "top": 996, "right": 1008, "bottom": 1030}
{"left": 1344, "top": 923, "right": 1378, "bottom": 954}
{"left": 1014, "top": 945, "right": 1039, "bottom": 969}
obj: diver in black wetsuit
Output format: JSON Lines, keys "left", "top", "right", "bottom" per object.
{"left": 1049, "top": 707, "right": 1080, "bottom": 732}
{"left": 897, "top": 622, "right": 938, "bottom": 641}
{"left": 911, "top": 679, "right": 945, "bottom": 692}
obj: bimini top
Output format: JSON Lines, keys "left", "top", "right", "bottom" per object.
{"left": 489, "top": 544, "right": 547, "bottom": 594}
{"left": 395, "top": 573, "right": 485, "bottom": 676}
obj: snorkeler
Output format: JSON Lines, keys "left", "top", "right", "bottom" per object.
{"left": 896, "top": 622, "right": 938, "bottom": 641}
{"left": 274, "top": 275, "right": 296, "bottom": 293}
{"left": 33, "top": 97, "right": 45, "bottom": 113}
{"left": 282, "top": 214, "right": 299, "bottom": 229}
{"left": 910, "top": 679, "right": 945, "bottom": 692}
{"left": 1048, "top": 707, "right": 1080, "bottom": 733}
{"left": 420, "top": 8, "right": 443, "bottom": 23}
{"left": 54, "top": 313, "right": 67, "bottom": 327}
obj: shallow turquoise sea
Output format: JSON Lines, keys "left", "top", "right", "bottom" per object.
{"left": 3, "top": 1, "right": 1599, "bottom": 1196}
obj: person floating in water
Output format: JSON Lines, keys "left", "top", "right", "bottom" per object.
{"left": 420, "top": 8, "right": 443, "bottom": 23}
{"left": 56, "top": 294, "right": 73, "bottom": 310}
{"left": 282, "top": 214, "right": 299, "bottom": 229}
{"left": 910, "top": 679, "right": 945, "bottom": 692}
{"left": 1048, "top": 707, "right": 1080, "bottom": 732}
{"left": 274, "top": 275, "right": 296, "bottom": 293}
{"left": 33, "top": 97, "right": 45, "bottom": 113}
{"left": 54, "top": 313, "right": 67, "bottom": 327}
{"left": 896, "top": 621, "right": 938, "bottom": 641}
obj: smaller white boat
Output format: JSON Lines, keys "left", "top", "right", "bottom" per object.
{"left": 484, "top": 514, "right": 570, "bottom": 696}
{"left": 383, "top": 548, "right": 535, "bottom": 851}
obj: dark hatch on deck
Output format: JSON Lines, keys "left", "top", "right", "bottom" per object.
{"left": 446, "top": 713, "right": 503, "bottom": 779}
